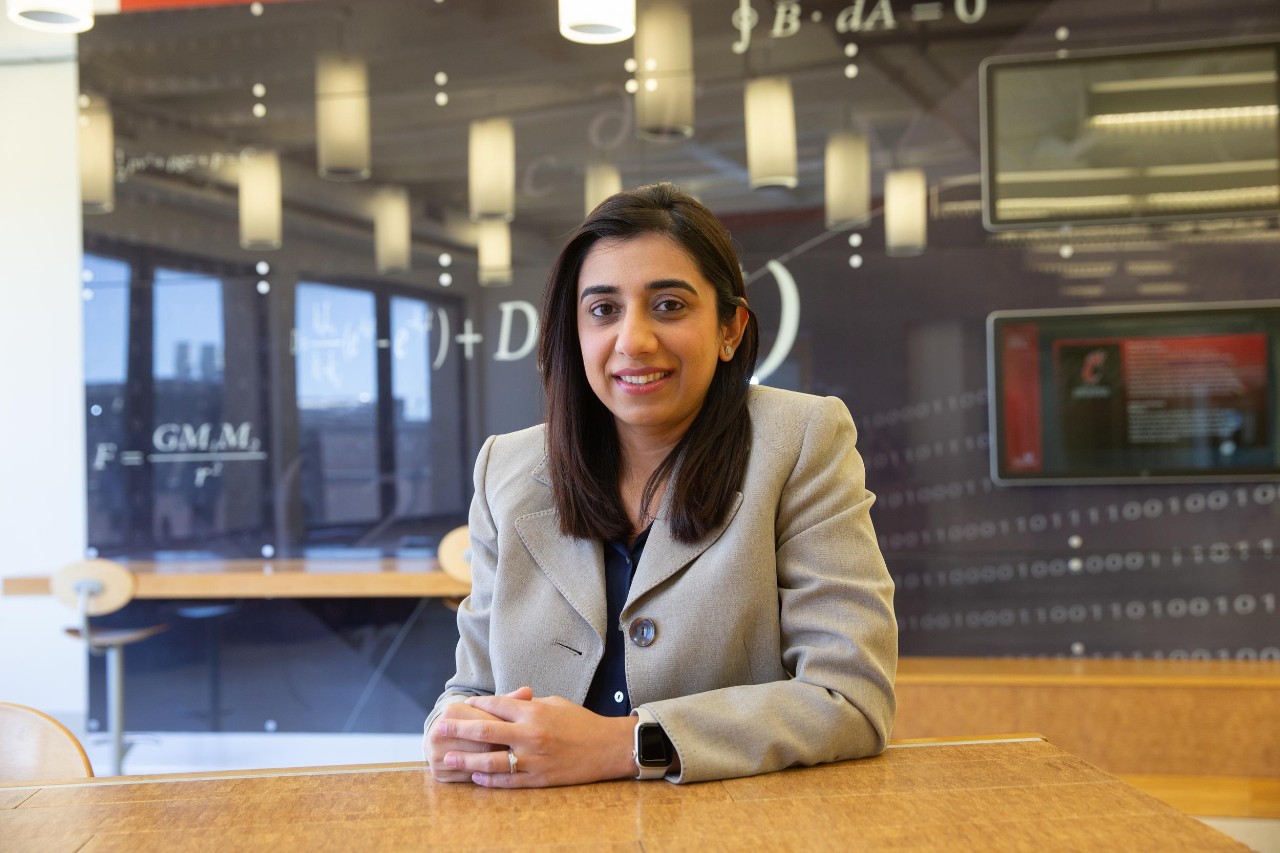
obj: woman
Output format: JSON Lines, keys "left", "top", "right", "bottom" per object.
{"left": 424, "top": 184, "right": 896, "bottom": 787}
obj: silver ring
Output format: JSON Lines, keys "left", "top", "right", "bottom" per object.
{"left": 507, "top": 750, "right": 518, "bottom": 773}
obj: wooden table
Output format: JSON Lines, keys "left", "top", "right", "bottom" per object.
{"left": 894, "top": 657, "right": 1280, "bottom": 818}
{"left": 0, "top": 737, "right": 1248, "bottom": 852}
{"left": 0, "top": 558, "right": 470, "bottom": 599}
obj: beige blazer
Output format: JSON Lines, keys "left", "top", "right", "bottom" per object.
{"left": 425, "top": 384, "right": 897, "bottom": 783}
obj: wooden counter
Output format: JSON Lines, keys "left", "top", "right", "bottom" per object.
{"left": 0, "top": 737, "right": 1248, "bottom": 852}
{"left": 894, "top": 657, "right": 1280, "bottom": 818}
{"left": 1, "top": 558, "right": 470, "bottom": 599}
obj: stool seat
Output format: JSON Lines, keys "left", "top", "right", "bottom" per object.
{"left": 65, "top": 624, "right": 168, "bottom": 649}
{"left": 0, "top": 702, "right": 93, "bottom": 783}
{"left": 438, "top": 525, "right": 472, "bottom": 612}
{"left": 52, "top": 558, "right": 166, "bottom": 776}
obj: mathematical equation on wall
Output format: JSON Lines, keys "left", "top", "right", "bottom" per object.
{"left": 92, "top": 422, "right": 265, "bottom": 488}
{"left": 290, "top": 299, "right": 540, "bottom": 393}
{"left": 730, "top": 0, "right": 988, "bottom": 53}
{"left": 289, "top": 260, "right": 802, "bottom": 391}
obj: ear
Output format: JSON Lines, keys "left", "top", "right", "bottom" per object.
{"left": 719, "top": 302, "right": 750, "bottom": 361}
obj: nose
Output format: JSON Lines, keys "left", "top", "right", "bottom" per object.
{"left": 615, "top": 309, "right": 657, "bottom": 358}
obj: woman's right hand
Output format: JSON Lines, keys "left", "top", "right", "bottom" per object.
{"left": 426, "top": 686, "right": 533, "bottom": 782}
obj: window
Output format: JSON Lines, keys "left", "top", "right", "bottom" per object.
{"left": 84, "top": 253, "right": 131, "bottom": 547}
{"left": 295, "top": 282, "right": 380, "bottom": 528}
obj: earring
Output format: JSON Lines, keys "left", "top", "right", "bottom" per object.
{"left": 723, "top": 345, "right": 733, "bottom": 357}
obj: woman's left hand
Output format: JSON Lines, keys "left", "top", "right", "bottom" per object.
{"left": 436, "top": 689, "right": 637, "bottom": 788}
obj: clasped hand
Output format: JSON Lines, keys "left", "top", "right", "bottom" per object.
{"left": 426, "top": 687, "right": 636, "bottom": 788}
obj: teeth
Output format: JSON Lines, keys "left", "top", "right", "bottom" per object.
{"left": 618, "top": 372, "right": 667, "bottom": 385}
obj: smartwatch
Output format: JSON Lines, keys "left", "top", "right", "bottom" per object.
{"left": 633, "top": 707, "right": 674, "bottom": 779}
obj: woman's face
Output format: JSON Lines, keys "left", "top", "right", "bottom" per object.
{"left": 576, "top": 232, "right": 743, "bottom": 446}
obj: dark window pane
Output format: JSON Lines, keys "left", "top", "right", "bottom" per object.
{"left": 84, "top": 253, "right": 131, "bottom": 548}
{"left": 391, "top": 297, "right": 433, "bottom": 518}
{"left": 150, "top": 269, "right": 269, "bottom": 549}
{"left": 296, "top": 282, "right": 379, "bottom": 527}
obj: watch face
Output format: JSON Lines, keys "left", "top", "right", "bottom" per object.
{"left": 637, "top": 723, "right": 672, "bottom": 766}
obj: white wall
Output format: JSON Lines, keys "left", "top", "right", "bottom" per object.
{"left": 0, "top": 21, "right": 88, "bottom": 716}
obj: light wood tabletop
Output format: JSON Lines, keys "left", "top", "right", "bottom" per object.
{"left": 1, "top": 558, "right": 470, "bottom": 599}
{"left": 0, "top": 736, "right": 1249, "bottom": 852}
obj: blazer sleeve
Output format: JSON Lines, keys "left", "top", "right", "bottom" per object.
{"left": 422, "top": 433, "right": 501, "bottom": 748}
{"left": 643, "top": 395, "right": 898, "bottom": 782}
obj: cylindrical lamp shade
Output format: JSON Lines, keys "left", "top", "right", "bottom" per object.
{"left": 825, "top": 132, "right": 870, "bottom": 228}
{"left": 744, "top": 77, "right": 797, "bottom": 189}
{"left": 374, "top": 186, "right": 411, "bottom": 273}
{"left": 316, "top": 53, "right": 371, "bottom": 181}
{"left": 584, "top": 162, "right": 622, "bottom": 217}
{"left": 79, "top": 95, "right": 114, "bottom": 215}
{"left": 239, "top": 149, "right": 282, "bottom": 251}
{"left": 469, "top": 117, "right": 515, "bottom": 221}
{"left": 559, "top": 0, "right": 634, "bottom": 44}
{"left": 6, "top": 0, "right": 92, "bottom": 32}
{"left": 634, "top": 0, "right": 693, "bottom": 140}
{"left": 884, "top": 168, "right": 927, "bottom": 256}
{"left": 477, "top": 219, "right": 512, "bottom": 286}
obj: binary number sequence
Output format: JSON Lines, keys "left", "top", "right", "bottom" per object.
{"left": 881, "top": 485, "right": 1280, "bottom": 551}
{"left": 880, "top": 477, "right": 994, "bottom": 510}
{"left": 902, "top": 593, "right": 1276, "bottom": 633}
{"left": 862, "top": 388, "right": 987, "bottom": 430}
{"left": 893, "top": 539, "right": 1276, "bottom": 591}
{"left": 869, "top": 432, "right": 987, "bottom": 470}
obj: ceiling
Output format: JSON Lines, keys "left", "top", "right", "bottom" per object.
{"left": 75, "top": 0, "right": 1280, "bottom": 270}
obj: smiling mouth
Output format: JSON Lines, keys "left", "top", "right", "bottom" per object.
{"left": 615, "top": 371, "right": 671, "bottom": 386}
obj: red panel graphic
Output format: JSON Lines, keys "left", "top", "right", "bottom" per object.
{"left": 1001, "top": 323, "right": 1042, "bottom": 472}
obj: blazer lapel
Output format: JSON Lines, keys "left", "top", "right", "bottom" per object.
{"left": 514, "top": 456, "right": 608, "bottom": 641}
{"left": 626, "top": 487, "right": 744, "bottom": 608}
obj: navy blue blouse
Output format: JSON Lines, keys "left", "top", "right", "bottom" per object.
{"left": 583, "top": 525, "right": 651, "bottom": 717}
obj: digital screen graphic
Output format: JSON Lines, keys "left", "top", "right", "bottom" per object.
{"left": 990, "top": 303, "right": 1280, "bottom": 483}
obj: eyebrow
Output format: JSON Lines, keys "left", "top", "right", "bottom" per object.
{"left": 579, "top": 279, "right": 699, "bottom": 302}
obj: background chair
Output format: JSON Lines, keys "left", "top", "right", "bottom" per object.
{"left": 50, "top": 559, "right": 167, "bottom": 776}
{"left": 0, "top": 702, "right": 94, "bottom": 784}
{"left": 437, "top": 525, "right": 472, "bottom": 612}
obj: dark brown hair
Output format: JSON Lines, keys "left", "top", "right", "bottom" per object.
{"left": 538, "top": 183, "right": 760, "bottom": 544}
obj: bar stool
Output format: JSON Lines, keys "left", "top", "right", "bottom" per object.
{"left": 437, "top": 525, "right": 472, "bottom": 612}
{"left": 50, "top": 559, "right": 168, "bottom": 776}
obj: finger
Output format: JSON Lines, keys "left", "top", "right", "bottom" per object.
{"left": 472, "top": 770, "right": 529, "bottom": 789}
{"left": 429, "top": 768, "right": 476, "bottom": 784}
{"left": 444, "top": 749, "right": 515, "bottom": 775}
{"left": 465, "top": 694, "right": 528, "bottom": 721}
{"left": 428, "top": 737, "right": 495, "bottom": 762}
{"left": 434, "top": 716, "right": 517, "bottom": 746}
{"left": 504, "top": 686, "right": 534, "bottom": 701}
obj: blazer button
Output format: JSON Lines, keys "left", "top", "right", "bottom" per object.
{"left": 628, "top": 617, "right": 656, "bottom": 647}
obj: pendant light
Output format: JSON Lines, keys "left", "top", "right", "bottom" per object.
{"left": 744, "top": 77, "right": 797, "bottom": 189}
{"left": 315, "top": 53, "right": 371, "bottom": 181}
{"left": 558, "top": 0, "right": 635, "bottom": 44}
{"left": 824, "top": 132, "right": 870, "bottom": 228}
{"left": 6, "top": 0, "right": 92, "bottom": 32}
{"left": 79, "top": 95, "right": 114, "bottom": 215}
{"left": 239, "top": 149, "right": 282, "bottom": 251}
{"left": 478, "top": 219, "right": 512, "bottom": 286}
{"left": 884, "top": 168, "right": 927, "bottom": 256}
{"left": 584, "top": 162, "right": 622, "bottom": 217}
{"left": 469, "top": 117, "right": 515, "bottom": 221}
{"left": 373, "top": 186, "right": 411, "bottom": 273}
{"left": 634, "top": 0, "right": 693, "bottom": 140}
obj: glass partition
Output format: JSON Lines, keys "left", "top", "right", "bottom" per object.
{"left": 73, "top": 0, "right": 1280, "bottom": 736}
